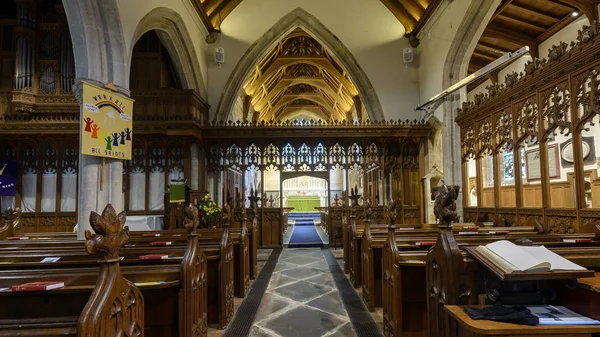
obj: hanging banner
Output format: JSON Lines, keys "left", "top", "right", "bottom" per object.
{"left": 0, "top": 160, "right": 17, "bottom": 196}
{"left": 81, "top": 82, "right": 134, "bottom": 160}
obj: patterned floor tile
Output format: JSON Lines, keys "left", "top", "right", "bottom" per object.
{"left": 270, "top": 280, "right": 330, "bottom": 302}
{"left": 261, "top": 306, "right": 345, "bottom": 337}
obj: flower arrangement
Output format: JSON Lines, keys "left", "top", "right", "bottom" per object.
{"left": 195, "top": 194, "right": 221, "bottom": 225}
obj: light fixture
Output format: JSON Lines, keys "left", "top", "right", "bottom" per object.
{"left": 572, "top": 10, "right": 579, "bottom": 17}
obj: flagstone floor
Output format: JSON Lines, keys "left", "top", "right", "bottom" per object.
{"left": 248, "top": 248, "right": 357, "bottom": 337}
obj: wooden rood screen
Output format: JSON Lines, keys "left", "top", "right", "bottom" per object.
{"left": 202, "top": 119, "right": 432, "bottom": 228}
{"left": 457, "top": 22, "right": 600, "bottom": 234}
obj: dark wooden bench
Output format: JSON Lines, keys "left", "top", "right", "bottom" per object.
{"left": 0, "top": 204, "right": 148, "bottom": 337}
{"left": 0, "top": 204, "right": 215, "bottom": 335}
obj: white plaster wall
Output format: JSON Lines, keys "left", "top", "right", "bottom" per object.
{"left": 417, "top": 0, "right": 474, "bottom": 120}
{"left": 115, "top": 0, "right": 209, "bottom": 98}
{"left": 208, "top": 0, "right": 420, "bottom": 120}
{"left": 539, "top": 15, "right": 589, "bottom": 54}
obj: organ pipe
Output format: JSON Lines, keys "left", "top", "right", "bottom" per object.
{"left": 14, "top": 2, "right": 35, "bottom": 90}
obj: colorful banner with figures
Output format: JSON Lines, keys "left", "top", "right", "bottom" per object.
{"left": 81, "top": 82, "right": 134, "bottom": 160}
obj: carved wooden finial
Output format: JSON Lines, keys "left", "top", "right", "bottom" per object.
{"left": 222, "top": 202, "right": 231, "bottom": 226}
{"left": 184, "top": 203, "right": 199, "bottom": 234}
{"left": 364, "top": 199, "right": 372, "bottom": 222}
{"left": 387, "top": 200, "right": 397, "bottom": 227}
{"left": 85, "top": 204, "right": 130, "bottom": 261}
{"left": 3, "top": 207, "right": 21, "bottom": 229}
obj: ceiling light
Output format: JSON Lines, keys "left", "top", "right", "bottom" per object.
{"left": 572, "top": 11, "right": 579, "bottom": 17}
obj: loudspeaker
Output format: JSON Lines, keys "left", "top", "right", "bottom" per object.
{"left": 403, "top": 47, "right": 414, "bottom": 65}
{"left": 214, "top": 47, "right": 225, "bottom": 64}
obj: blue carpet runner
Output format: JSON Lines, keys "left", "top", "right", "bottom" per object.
{"left": 288, "top": 226, "right": 323, "bottom": 248}
{"left": 288, "top": 212, "right": 320, "bottom": 226}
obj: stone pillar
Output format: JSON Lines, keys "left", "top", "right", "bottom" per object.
{"left": 198, "top": 143, "right": 206, "bottom": 191}
{"left": 75, "top": 80, "right": 125, "bottom": 240}
{"left": 442, "top": 94, "right": 463, "bottom": 218}
{"left": 190, "top": 143, "right": 199, "bottom": 190}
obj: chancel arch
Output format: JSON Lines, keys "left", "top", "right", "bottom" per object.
{"left": 215, "top": 8, "right": 384, "bottom": 122}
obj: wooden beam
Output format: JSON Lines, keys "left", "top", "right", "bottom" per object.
{"left": 402, "top": 0, "right": 426, "bottom": 20}
{"left": 242, "top": 95, "right": 251, "bottom": 122}
{"left": 253, "top": 78, "right": 351, "bottom": 111}
{"left": 477, "top": 42, "right": 512, "bottom": 54}
{"left": 507, "top": 3, "right": 561, "bottom": 22}
{"left": 190, "top": 0, "right": 217, "bottom": 33}
{"left": 537, "top": 11, "right": 578, "bottom": 42}
{"left": 483, "top": 25, "right": 538, "bottom": 46}
{"left": 211, "top": 0, "right": 243, "bottom": 29}
{"left": 203, "top": 0, "right": 225, "bottom": 16}
{"left": 469, "top": 57, "right": 490, "bottom": 69}
{"left": 244, "top": 57, "right": 357, "bottom": 97}
{"left": 483, "top": 25, "right": 539, "bottom": 58}
{"left": 276, "top": 106, "right": 331, "bottom": 121}
{"left": 552, "top": 0, "right": 578, "bottom": 11}
{"left": 496, "top": 14, "right": 547, "bottom": 33}
{"left": 379, "top": 0, "right": 418, "bottom": 33}
{"left": 490, "top": 0, "right": 514, "bottom": 22}
{"left": 410, "top": 0, "right": 444, "bottom": 38}
{"left": 472, "top": 51, "right": 497, "bottom": 62}
{"left": 557, "top": 0, "right": 599, "bottom": 22}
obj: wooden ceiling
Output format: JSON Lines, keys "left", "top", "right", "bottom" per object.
{"left": 242, "top": 28, "right": 359, "bottom": 122}
{"left": 467, "top": 0, "right": 600, "bottom": 91}
{"left": 190, "top": 0, "right": 442, "bottom": 45}
{"left": 379, "top": 0, "right": 443, "bottom": 46}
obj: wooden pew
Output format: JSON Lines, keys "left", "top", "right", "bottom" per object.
{"left": 0, "top": 230, "right": 230, "bottom": 330}
{"left": 3, "top": 212, "right": 252, "bottom": 303}
{"left": 346, "top": 213, "right": 537, "bottom": 289}
{"left": 379, "top": 226, "right": 600, "bottom": 337}
{"left": 0, "top": 204, "right": 210, "bottom": 337}
{"left": 0, "top": 204, "right": 146, "bottom": 337}
{"left": 424, "top": 227, "right": 600, "bottom": 337}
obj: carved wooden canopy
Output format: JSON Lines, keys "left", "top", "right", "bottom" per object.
{"left": 467, "top": 0, "right": 599, "bottom": 91}
{"left": 242, "top": 28, "right": 359, "bottom": 122}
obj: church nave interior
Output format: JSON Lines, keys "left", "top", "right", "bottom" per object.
{"left": 1, "top": 0, "right": 600, "bottom": 336}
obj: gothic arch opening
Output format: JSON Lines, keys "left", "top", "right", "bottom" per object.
{"left": 129, "top": 7, "right": 206, "bottom": 96}
{"left": 215, "top": 7, "right": 384, "bottom": 122}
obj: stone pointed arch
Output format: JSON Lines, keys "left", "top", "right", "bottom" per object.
{"left": 62, "top": 0, "right": 129, "bottom": 93}
{"left": 129, "top": 7, "right": 207, "bottom": 97}
{"left": 215, "top": 7, "right": 384, "bottom": 122}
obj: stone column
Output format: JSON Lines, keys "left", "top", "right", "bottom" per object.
{"left": 442, "top": 94, "right": 463, "bottom": 218}
{"left": 190, "top": 143, "right": 199, "bottom": 190}
{"left": 75, "top": 80, "right": 125, "bottom": 240}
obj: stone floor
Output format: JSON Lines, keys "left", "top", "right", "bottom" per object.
{"left": 207, "top": 249, "right": 273, "bottom": 337}
{"left": 210, "top": 247, "right": 382, "bottom": 337}
{"left": 249, "top": 248, "right": 356, "bottom": 337}
{"left": 330, "top": 248, "right": 384, "bottom": 331}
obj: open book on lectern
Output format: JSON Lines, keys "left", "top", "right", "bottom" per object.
{"left": 475, "top": 240, "right": 586, "bottom": 274}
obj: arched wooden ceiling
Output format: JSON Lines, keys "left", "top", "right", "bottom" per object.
{"left": 467, "top": 0, "right": 599, "bottom": 91}
{"left": 241, "top": 28, "right": 360, "bottom": 122}
{"left": 190, "top": 0, "right": 443, "bottom": 45}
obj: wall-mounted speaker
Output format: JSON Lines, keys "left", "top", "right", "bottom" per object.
{"left": 215, "top": 47, "right": 225, "bottom": 65}
{"left": 403, "top": 47, "right": 414, "bottom": 65}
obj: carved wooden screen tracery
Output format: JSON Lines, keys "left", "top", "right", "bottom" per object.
{"left": 313, "top": 143, "right": 327, "bottom": 171}
{"left": 204, "top": 137, "right": 424, "bottom": 221}
{"left": 329, "top": 143, "right": 346, "bottom": 169}
{"left": 455, "top": 23, "right": 600, "bottom": 232}
{"left": 494, "top": 107, "right": 516, "bottom": 207}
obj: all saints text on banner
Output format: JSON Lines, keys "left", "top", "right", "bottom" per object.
{"left": 81, "top": 82, "right": 134, "bottom": 160}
